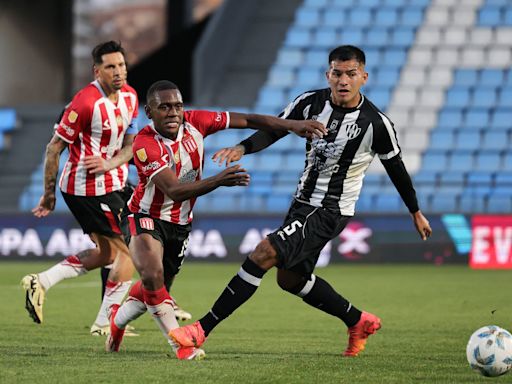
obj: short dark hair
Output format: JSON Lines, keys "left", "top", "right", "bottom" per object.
{"left": 91, "top": 41, "right": 125, "bottom": 64}
{"left": 146, "top": 80, "right": 179, "bottom": 101}
{"left": 328, "top": 45, "right": 366, "bottom": 65}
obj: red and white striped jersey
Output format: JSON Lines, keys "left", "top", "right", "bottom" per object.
{"left": 55, "top": 80, "right": 139, "bottom": 196}
{"left": 128, "top": 110, "right": 229, "bottom": 224}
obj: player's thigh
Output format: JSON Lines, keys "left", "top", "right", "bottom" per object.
{"left": 129, "top": 233, "right": 164, "bottom": 280}
{"left": 162, "top": 222, "right": 191, "bottom": 281}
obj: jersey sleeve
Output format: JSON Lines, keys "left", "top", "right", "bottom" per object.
{"left": 279, "top": 91, "right": 314, "bottom": 120}
{"left": 126, "top": 91, "right": 140, "bottom": 134}
{"left": 371, "top": 113, "right": 401, "bottom": 160}
{"left": 184, "top": 110, "right": 229, "bottom": 137}
{"left": 132, "top": 133, "right": 170, "bottom": 180}
{"left": 55, "top": 92, "right": 92, "bottom": 144}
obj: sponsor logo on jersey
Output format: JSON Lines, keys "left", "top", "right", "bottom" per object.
{"left": 142, "top": 161, "right": 161, "bottom": 173}
{"left": 215, "top": 112, "right": 222, "bottom": 122}
{"left": 61, "top": 123, "right": 75, "bottom": 137}
{"left": 68, "top": 110, "right": 78, "bottom": 123}
{"left": 139, "top": 217, "right": 154, "bottom": 230}
{"left": 345, "top": 123, "right": 361, "bottom": 139}
{"left": 136, "top": 148, "right": 147, "bottom": 162}
{"left": 103, "top": 120, "right": 111, "bottom": 131}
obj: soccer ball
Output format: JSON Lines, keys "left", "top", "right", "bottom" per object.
{"left": 466, "top": 325, "right": 512, "bottom": 377}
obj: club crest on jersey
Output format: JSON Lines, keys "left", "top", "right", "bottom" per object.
{"left": 345, "top": 123, "right": 361, "bottom": 139}
{"left": 182, "top": 135, "right": 198, "bottom": 153}
{"left": 174, "top": 150, "right": 180, "bottom": 164}
{"left": 136, "top": 148, "right": 147, "bottom": 162}
{"left": 139, "top": 217, "right": 154, "bottom": 230}
{"left": 68, "top": 110, "right": 78, "bottom": 123}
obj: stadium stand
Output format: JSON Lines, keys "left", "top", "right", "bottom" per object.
{"left": 19, "top": 0, "right": 512, "bottom": 214}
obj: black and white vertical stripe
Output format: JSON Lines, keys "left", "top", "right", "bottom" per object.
{"left": 280, "top": 88, "right": 400, "bottom": 216}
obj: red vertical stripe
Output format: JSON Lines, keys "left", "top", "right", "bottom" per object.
{"left": 169, "top": 141, "right": 182, "bottom": 222}
{"left": 99, "top": 103, "right": 113, "bottom": 193}
{"left": 128, "top": 215, "right": 137, "bottom": 236}
{"left": 83, "top": 106, "right": 95, "bottom": 196}
{"left": 103, "top": 208, "right": 122, "bottom": 234}
{"left": 185, "top": 133, "right": 201, "bottom": 222}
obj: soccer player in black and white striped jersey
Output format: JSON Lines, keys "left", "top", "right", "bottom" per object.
{"left": 170, "top": 45, "right": 432, "bottom": 358}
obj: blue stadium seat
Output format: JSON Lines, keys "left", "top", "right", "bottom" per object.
{"left": 478, "top": 7, "right": 502, "bottom": 26}
{"left": 303, "top": 0, "right": 329, "bottom": 8}
{"left": 413, "top": 170, "right": 438, "bottom": 184}
{"left": 322, "top": 10, "right": 345, "bottom": 27}
{"left": 375, "top": 67, "right": 400, "bottom": 87}
{"left": 422, "top": 152, "right": 448, "bottom": 171}
{"left": 430, "top": 193, "right": 458, "bottom": 213}
{"left": 497, "top": 89, "right": 512, "bottom": 108}
{"left": 482, "top": 131, "right": 508, "bottom": 150}
{"left": 459, "top": 195, "right": 486, "bottom": 213}
{"left": 267, "top": 66, "right": 294, "bottom": 87}
{"left": 375, "top": 8, "right": 399, "bottom": 26}
{"left": 448, "top": 152, "right": 474, "bottom": 171}
{"left": 295, "top": 8, "right": 321, "bottom": 27}
{"left": 340, "top": 30, "right": 364, "bottom": 46}
{"left": 453, "top": 70, "right": 478, "bottom": 87}
{"left": 284, "top": 152, "right": 306, "bottom": 171}
{"left": 399, "top": 8, "right": 424, "bottom": 26}
{"left": 374, "top": 194, "right": 404, "bottom": 213}
{"left": 454, "top": 132, "right": 481, "bottom": 150}
{"left": 312, "top": 29, "right": 337, "bottom": 48}
{"left": 463, "top": 109, "right": 489, "bottom": 130}
{"left": 276, "top": 49, "right": 304, "bottom": 66}
{"left": 471, "top": 89, "right": 497, "bottom": 108}
{"left": 355, "top": 194, "right": 373, "bottom": 212}
{"left": 467, "top": 171, "right": 493, "bottom": 186}
{"left": 240, "top": 194, "right": 266, "bottom": 212}
{"left": 365, "top": 28, "right": 389, "bottom": 47}
{"left": 284, "top": 28, "right": 311, "bottom": 48}
{"left": 430, "top": 131, "right": 455, "bottom": 150}
{"left": 254, "top": 153, "right": 284, "bottom": 171}
{"left": 479, "top": 69, "right": 504, "bottom": 87}
{"left": 348, "top": 9, "right": 372, "bottom": 26}
{"left": 255, "top": 87, "right": 286, "bottom": 109}
{"left": 382, "top": 49, "right": 407, "bottom": 66}
{"left": 266, "top": 194, "right": 292, "bottom": 212}
{"left": 503, "top": 152, "right": 512, "bottom": 171}
{"left": 391, "top": 27, "right": 415, "bottom": 47}
{"left": 304, "top": 49, "right": 327, "bottom": 67}
{"left": 367, "top": 88, "right": 391, "bottom": 109}
{"left": 437, "top": 109, "right": 463, "bottom": 130}
{"left": 490, "top": 109, "right": 512, "bottom": 130}
{"left": 445, "top": 88, "right": 471, "bottom": 108}
{"left": 0, "top": 109, "right": 16, "bottom": 132}
{"left": 487, "top": 195, "right": 512, "bottom": 213}
{"left": 439, "top": 170, "right": 465, "bottom": 186}
{"left": 495, "top": 172, "right": 512, "bottom": 186}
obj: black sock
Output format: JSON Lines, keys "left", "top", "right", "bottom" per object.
{"left": 301, "top": 275, "right": 361, "bottom": 327}
{"left": 100, "top": 267, "right": 110, "bottom": 299}
{"left": 200, "top": 258, "right": 267, "bottom": 336}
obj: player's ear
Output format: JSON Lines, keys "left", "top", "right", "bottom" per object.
{"left": 145, "top": 105, "right": 151, "bottom": 119}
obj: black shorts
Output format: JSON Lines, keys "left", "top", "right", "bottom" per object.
{"left": 267, "top": 200, "right": 351, "bottom": 277}
{"left": 62, "top": 190, "right": 127, "bottom": 236}
{"left": 121, "top": 212, "right": 191, "bottom": 279}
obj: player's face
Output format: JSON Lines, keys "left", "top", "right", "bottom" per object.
{"left": 95, "top": 52, "right": 127, "bottom": 94}
{"left": 146, "top": 89, "right": 184, "bottom": 140}
{"left": 326, "top": 59, "right": 368, "bottom": 108}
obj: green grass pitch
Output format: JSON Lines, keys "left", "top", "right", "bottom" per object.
{"left": 0, "top": 261, "right": 510, "bottom": 383}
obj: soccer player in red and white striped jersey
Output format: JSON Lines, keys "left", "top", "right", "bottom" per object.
{"left": 21, "top": 41, "right": 138, "bottom": 329}
{"left": 106, "top": 80, "right": 326, "bottom": 359}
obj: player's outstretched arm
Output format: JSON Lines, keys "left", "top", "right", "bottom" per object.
{"left": 152, "top": 165, "right": 250, "bottom": 202}
{"left": 229, "top": 112, "right": 326, "bottom": 139}
{"left": 32, "top": 134, "right": 67, "bottom": 217}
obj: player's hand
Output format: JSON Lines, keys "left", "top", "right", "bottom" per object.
{"left": 212, "top": 145, "right": 245, "bottom": 167}
{"left": 411, "top": 210, "right": 432, "bottom": 241}
{"left": 288, "top": 120, "right": 327, "bottom": 139}
{"left": 32, "top": 193, "right": 56, "bottom": 218}
{"left": 214, "top": 164, "right": 250, "bottom": 187}
{"left": 84, "top": 155, "right": 111, "bottom": 174}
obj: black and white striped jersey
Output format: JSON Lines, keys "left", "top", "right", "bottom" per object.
{"left": 280, "top": 88, "right": 401, "bottom": 216}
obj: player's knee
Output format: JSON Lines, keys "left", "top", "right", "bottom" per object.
{"left": 250, "top": 239, "right": 277, "bottom": 269}
{"left": 276, "top": 273, "right": 306, "bottom": 294}
{"left": 138, "top": 266, "right": 164, "bottom": 289}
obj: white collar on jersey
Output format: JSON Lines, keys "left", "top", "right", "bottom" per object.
{"left": 149, "top": 121, "right": 184, "bottom": 144}
{"left": 92, "top": 80, "right": 120, "bottom": 106}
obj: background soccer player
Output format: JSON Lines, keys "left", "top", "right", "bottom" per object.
{"left": 170, "top": 45, "right": 433, "bottom": 358}
{"left": 105, "top": 80, "right": 326, "bottom": 360}
{"left": 22, "top": 41, "right": 139, "bottom": 330}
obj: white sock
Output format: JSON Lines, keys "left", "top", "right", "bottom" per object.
{"left": 146, "top": 299, "right": 180, "bottom": 351}
{"left": 92, "top": 280, "right": 132, "bottom": 327}
{"left": 114, "top": 297, "right": 147, "bottom": 329}
{"left": 38, "top": 255, "right": 87, "bottom": 291}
